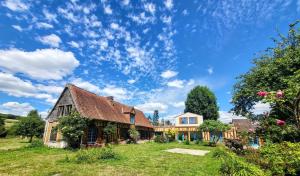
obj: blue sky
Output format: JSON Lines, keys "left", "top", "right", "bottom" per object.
{"left": 0, "top": 0, "right": 299, "bottom": 122}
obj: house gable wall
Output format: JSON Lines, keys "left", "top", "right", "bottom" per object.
{"left": 47, "top": 88, "right": 75, "bottom": 120}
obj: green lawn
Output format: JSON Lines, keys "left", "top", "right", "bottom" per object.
{"left": 0, "top": 139, "right": 221, "bottom": 176}
{"left": 0, "top": 137, "right": 29, "bottom": 150}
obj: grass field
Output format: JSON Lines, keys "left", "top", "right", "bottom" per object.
{"left": 4, "top": 119, "right": 18, "bottom": 129}
{"left": 0, "top": 138, "right": 221, "bottom": 176}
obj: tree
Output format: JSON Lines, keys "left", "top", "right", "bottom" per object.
{"left": 185, "top": 86, "right": 219, "bottom": 120}
{"left": 152, "top": 110, "right": 159, "bottom": 126}
{"left": 103, "top": 122, "right": 117, "bottom": 144}
{"left": 15, "top": 110, "right": 45, "bottom": 142}
{"left": 199, "top": 120, "right": 230, "bottom": 146}
{"left": 232, "top": 22, "right": 300, "bottom": 120}
{"left": 56, "top": 111, "right": 89, "bottom": 148}
{"left": 0, "top": 117, "right": 7, "bottom": 138}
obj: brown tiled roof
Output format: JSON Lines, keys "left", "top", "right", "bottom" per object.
{"left": 232, "top": 119, "right": 253, "bottom": 132}
{"left": 68, "top": 84, "right": 153, "bottom": 128}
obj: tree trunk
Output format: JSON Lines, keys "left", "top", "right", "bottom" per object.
{"left": 29, "top": 136, "right": 33, "bottom": 143}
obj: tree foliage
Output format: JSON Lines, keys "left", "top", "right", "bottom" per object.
{"left": 199, "top": 120, "right": 230, "bottom": 146}
{"left": 15, "top": 110, "right": 45, "bottom": 142}
{"left": 0, "top": 117, "right": 7, "bottom": 138}
{"left": 185, "top": 86, "right": 219, "bottom": 120}
{"left": 103, "top": 122, "right": 117, "bottom": 144}
{"left": 152, "top": 110, "right": 159, "bottom": 126}
{"left": 232, "top": 22, "right": 300, "bottom": 119}
{"left": 56, "top": 111, "right": 89, "bottom": 148}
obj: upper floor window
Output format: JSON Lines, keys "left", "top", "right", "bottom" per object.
{"left": 180, "top": 117, "right": 188, "bottom": 124}
{"left": 130, "top": 114, "right": 135, "bottom": 124}
{"left": 189, "top": 117, "right": 197, "bottom": 124}
{"left": 57, "top": 106, "right": 64, "bottom": 117}
{"left": 65, "top": 105, "right": 72, "bottom": 116}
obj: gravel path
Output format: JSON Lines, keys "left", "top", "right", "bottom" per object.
{"left": 165, "top": 148, "right": 210, "bottom": 156}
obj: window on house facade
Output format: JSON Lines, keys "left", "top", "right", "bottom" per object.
{"left": 130, "top": 114, "right": 135, "bottom": 124}
{"left": 189, "top": 117, "right": 197, "bottom": 124}
{"left": 65, "top": 105, "right": 72, "bottom": 116}
{"left": 57, "top": 106, "right": 64, "bottom": 117}
{"left": 87, "top": 126, "right": 98, "bottom": 144}
{"left": 180, "top": 117, "right": 188, "bottom": 124}
{"left": 49, "top": 127, "right": 57, "bottom": 142}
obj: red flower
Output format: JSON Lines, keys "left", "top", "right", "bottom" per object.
{"left": 276, "top": 119, "right": 285, "bottom": 126}
{"left": 257, "top": 91, "right": 268, "bottom": 97}
{"left": 276, "top": 90, "right": 284, "bottom": 98}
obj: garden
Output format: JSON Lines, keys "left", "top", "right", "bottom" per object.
{"left": 0, "top": 138, "right": 221, "bottom": 176}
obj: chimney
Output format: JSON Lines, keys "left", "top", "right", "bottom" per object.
{"left": 106, "top": 96, "right": 114, "bottom": 101}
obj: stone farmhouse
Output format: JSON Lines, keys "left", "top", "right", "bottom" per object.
{"left": 43, "top": 84, "right": 154, "bottom": 148}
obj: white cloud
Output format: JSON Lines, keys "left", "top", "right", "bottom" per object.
{"left": 144, "top": 3, "right": 156, "bottom": 14}
{"left": 12, "top": 25, "right": 23, "bottom": 31}
{"left": 0, "top": 72, "right": 57, "bottom": 104}
{"left": 167, "top": 79, "right": 184, "bottom": 88}
{"left": 121, "top": 0, "right": 130, "bottom": 6}
{"left": 71, "top": 78, "right": 101, "bottom": 94}
{"left": 37, "top": 34, "right": 61, "bottom": 47}
{"left": 110, "top": 22, "right": 119, "bottom": 30}
{"left": 40, "top": 111, "right": 49, "bottom": 119}
{"left": 36, "top": 22, "right": 53, "bottom": 29}
{"left": 104, "top": 5, "right": 112, "bottom": 15}
{"left": 127, "top": 79, "right": 136, "bottom": 84}
{"left": 171, "top": 101, "right": 185, "bottom": 108}
{"left": 207, "top": 66, "right": 214, "bottom": 75}
{"left": 136, "top": 102, "right": 168, "bottom": 113}
{"left": 182, "top": 9, "right": 189, "bottom": 16}
{"left": 102, "top": 85, "right": 130, "bottom": 100}
{"left": 0, "top": 48, "right": 79, "bottom": 80}
{"left": 219, "top": 111, "right": 246, "bottom": 124}
{"left": 36, "top": 84, "right": 63, "bottom": 94}
{"left": 161, "top": 70, "right": 178, "bottom": 79}
{"left": 252, "top": 102, "right": 271, "bottom": 115}
{"left": 43, "top": 9, "right": 57, "bottom": 22}
{"left": 68, "top": 41, "right": 80, "bottom": 48}
{"left": 2, "top": 0, "right": 29, "bottom": 11}
{"left": 164, "top": 0, "right": 173, "bottom": 10}
{"left": 0, "top": 102, "right": 34, "bottom": 116}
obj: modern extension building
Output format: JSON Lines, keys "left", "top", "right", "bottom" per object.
{"left": 154, "top": 112, "right": 237, "bottom": 142}
{"left": 43, "top": 84, "right": 154, "bottom": 148}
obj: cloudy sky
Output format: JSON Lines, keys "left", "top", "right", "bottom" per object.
{"left": 0, "top": 0, "right": 298, "bottom": 121}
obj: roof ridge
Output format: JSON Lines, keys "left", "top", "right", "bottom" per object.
{"left": 67, "top": 83, "right": 101, "bottom": 97}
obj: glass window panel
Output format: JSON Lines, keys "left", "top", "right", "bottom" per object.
{"left": 189, "top": 117, "right": 197, "bottom": 124}
{"left": 180, "top": 117, "right": 188, "bottom": 124}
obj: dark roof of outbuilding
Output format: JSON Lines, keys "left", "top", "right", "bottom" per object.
{"left": 67, "top": 84, "right": 153, "bottom": 128}
{"left": 232, "top": 119, "right": 254, "bottom": 132}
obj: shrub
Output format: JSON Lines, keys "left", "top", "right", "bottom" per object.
{"left": 224, "top": 139, "right": 244, "bottom": 155}
{"left": 128, "top": 128, "right": 140, "bottom": 144}
{"left": 213, "top": 149, "right": 265, "bottom": 176}
{"left": 258, "top": 142, "right": 300, "bottom": 175}
{"left": 75, "top": 147, "right": 118, "bottom": 163}
{"left": 165, "top": 129, "right": 177, "bottom": 142}
{"left": 154, "top": 135, "right": 167, "bottom": 143}
{"left": 75, "top": 149, "right": 96, "bottom": 163}
{"left": 99, "top": 147, "right": 118, "bottom": 160}
{"left": 184, "top": 139, "right": 190, "bottom": 145}
{"left": 27, "top": 139, "right": 44, "bottom": 148}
